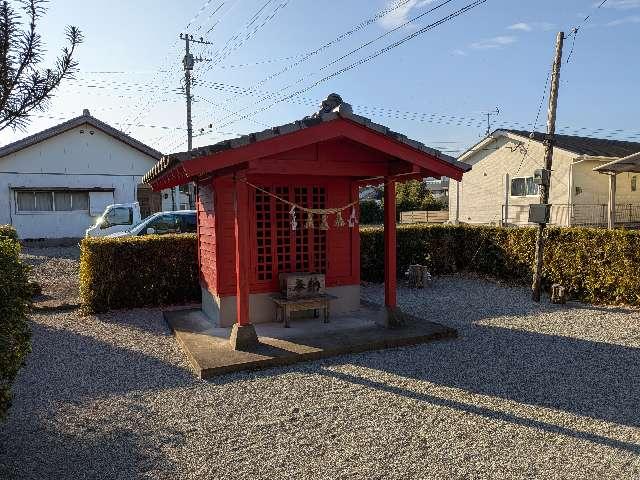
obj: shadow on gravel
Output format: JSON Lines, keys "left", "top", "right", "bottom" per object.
{"left": 93, "top": 310, "right": 179, "bottom": 337}
{"left": 20, "top": 322, "right": 193, "bottom": 406}
{"left": 0, "top": 424, "right": 176, "bottom": 480}
{"left": 352, "top": 280, "right": 640, "bottom": 428}
{"left": 331, "top": 322, "right": 640, "bottom": 438}
{"left": 319, "top": 368, "right": 640, "bottom": 455}
{"left": 0, "top": 320, "right": 190, "bottom": 479}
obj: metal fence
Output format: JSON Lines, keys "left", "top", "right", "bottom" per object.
{"left": 501, "top": 204, "right": 640, "bottom": 228}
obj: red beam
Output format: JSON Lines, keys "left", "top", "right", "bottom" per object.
{"left": 234, "top": 176, "right": 250, "bottom": 326}
{"left": 384, "top": 178, "right": 397, "bottom": 308}
{"left": 248, "top": 159, "right": 390, "bottom": 177}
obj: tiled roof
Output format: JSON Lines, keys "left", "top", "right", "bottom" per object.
{"left": 142, "top": 94, "right": 470, "bottom": 184}
{"left": 503, "top": 129, "right": 640, "bottom": 158}
{"left": 0, "top": 109, "right": 162, "bottom": 160}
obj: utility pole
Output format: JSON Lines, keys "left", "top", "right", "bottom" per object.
{"left": 183, "top": 34, "right": 193, "bottom": 152}
{"left": 531, "top": 31, "right": 565, "bottom": 302}
{"left": 179, "top": 33, "right": 212, "bottom": 209}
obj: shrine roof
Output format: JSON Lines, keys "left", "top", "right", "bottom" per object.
{"left": 142, "top": 94, "right": 471, "bottom": 185}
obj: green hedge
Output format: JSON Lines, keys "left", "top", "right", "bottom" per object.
{"left": 0, "top": 228, "right": 31, "bottom": 420}
{"left": 80, "top": 234, "right": 200, "bottom": 313}
{"left": 79, "top": 225, "right": 640, "bottom": 312}
{"left": 361, "top": 224, "right": 640, "bottom": 305}
{"left": 0, "top": 224, "right": 18, "bottom": 241}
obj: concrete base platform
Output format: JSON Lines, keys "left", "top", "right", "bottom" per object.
{"left": 164, "top": 305, "right": 457, "bottom": 379}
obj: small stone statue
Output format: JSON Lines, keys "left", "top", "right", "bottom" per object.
{"left": 405, "top": 265, "right": 432, "bottom": 288}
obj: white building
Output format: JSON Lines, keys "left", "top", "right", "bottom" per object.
{"left": 449, "top": 130, "right": 640, "bottom": 227}
{"left": 0, "top": 109, "right": 177, "bottom": 239}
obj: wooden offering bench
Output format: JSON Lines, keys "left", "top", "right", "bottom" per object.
{"left": 271, "top": 294, "right": 338, "bottom": 328}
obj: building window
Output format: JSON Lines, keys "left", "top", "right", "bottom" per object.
{"left": 632, "top": 176, "right": 637, "bottom": 192}
{"left": 16, "top": 190, "right": 90, "bottom": 212}
{"left": 510, "top": 177, "right": 538, "bottom": 197}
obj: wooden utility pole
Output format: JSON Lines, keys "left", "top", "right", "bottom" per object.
{"left": 531, "top": 31, "right": 565, "bottom": 301}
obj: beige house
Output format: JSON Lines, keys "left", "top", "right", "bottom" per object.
{"left": 449, "top": 130, "right": 640, "bottom": 227}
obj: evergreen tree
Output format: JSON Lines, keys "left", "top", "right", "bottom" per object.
{"left": 0, "top": 0, "right": 82, "bottom": 132}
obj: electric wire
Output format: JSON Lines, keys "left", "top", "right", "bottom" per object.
{"left": 210, "top": 0, "right": 488, "bottom": 130}
{"left": 566, "top": 0, "right": 610, "bottom": 63}
{"left": 207, "top": 0, "right": 475, "bottom": 125}
{"left": 203, "top": 0, "right": 422, "bottom": 109}
{"left": 196, "top": 0, "right": 290, "bottom": 70}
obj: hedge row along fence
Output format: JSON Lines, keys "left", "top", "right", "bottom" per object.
{"left": 0, "top": 225, "right": 31, "bottom": 420}
{"left": 80, "top": 224, "right": 640, "bottom": 312}
{"left": 361, "top": 224, "right": 640, "bottom": 306}
{"left": 80, "top": 234, "right": 201, "bottom": 313}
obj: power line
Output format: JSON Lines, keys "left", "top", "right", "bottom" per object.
{"left": 66, "top": 78, "right": 182, "bottom": 95}
{"left": 187, "top": 76, "right": 640, "bottom": 140}
{"left": 27, "top": 113, "right": 188, "bottom": 131}
{"left": 566, "top": 0, "right": 610, "bottom": 63}
{"left": 197, "top": 0, "right": 290, "bottom": 72}
{"left": 513, "top": 64, "right": 552, "bottom": 177}
{"left": 206, "top": 0, "right": 419, "bottom": 109}
{"left": 122, "top": 0, "right": 235, "bottom": 132}
{"left": 186, "top": 0, "right": 225, "bottom": 31}
{"left": 207, "top": 0, "right": 470, "bottom": 126}
{"left": 216, "top": 53, "right": 308, "bottom": 69}
{"left": 200, "top": 0, "right": 242, "bottom": 36}
{"left": 212, "top": 0, "right": 489, "bottom": 130}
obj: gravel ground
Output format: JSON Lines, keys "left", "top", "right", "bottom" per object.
{"left": 20, "top": 245, "right": 80, "bottom": 305}
{"left": 1, "top": 276, "right": 639, "bottom": 479}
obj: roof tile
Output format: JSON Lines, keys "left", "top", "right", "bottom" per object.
{"left": 504, "top": 129, "right": 640, "bottom": 158}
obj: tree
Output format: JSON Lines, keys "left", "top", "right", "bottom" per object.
{"left": 0, "top": 0, "right": 82, "bottom": 132}
{"left": 395, "top": 180, "right": 444, "bottom": 212}
{"left": 359, "top": 199, "right": 383, "bottom": 224}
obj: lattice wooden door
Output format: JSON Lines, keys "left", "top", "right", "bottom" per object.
{"left": 253, "top": 184, "right": 327, "bottom": 285}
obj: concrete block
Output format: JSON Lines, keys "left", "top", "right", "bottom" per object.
{"left": 229, "top": 324, "right": 259, "bottom": 351}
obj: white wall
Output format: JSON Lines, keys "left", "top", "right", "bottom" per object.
{"left": 0, "top": 123, "right": 162, "bottom": 238}
{"left": 449, "top": 135, "right": 574, "bottom": 226}
{"left": 572, "top": 159, "right": 640, "bottom": 205}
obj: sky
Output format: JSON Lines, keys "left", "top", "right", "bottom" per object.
{"left": 1, "top": 0, "right": 639, "bottom": 157}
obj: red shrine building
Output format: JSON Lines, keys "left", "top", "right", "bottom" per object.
{"left": 143, "top": 94, "right": 470, "bottom": 347}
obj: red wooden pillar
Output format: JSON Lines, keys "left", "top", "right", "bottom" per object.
{"left": 384, "top": 178, "right": 397, "bottom": 308}
{"left": 234, "top": 176, "right": 250, "bottom": 326}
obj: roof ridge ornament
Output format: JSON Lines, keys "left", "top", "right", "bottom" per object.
{"left": 311, "top": 93, "right": 353, "bottom": 117}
